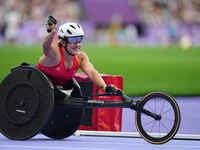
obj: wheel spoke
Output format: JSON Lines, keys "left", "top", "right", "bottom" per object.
{"left": 159, "top": 121, "right": 161, "bottom": 135}
{"left": 146, "top": 104, "right": 154, "bottom": 112}
{"left": 161, "top": 117, "right": 174, "bottom": 122}
{"left": 160, "top": 121, "right": 171, "bottom": 131}
{"left": 161, "top": 109, "right": 173, "bottom": 115}
{"left": 159, "top": 99, "right": 166, "bottom": 114}
{"left": 136, "top": 93, "right": 180, "bottom": 144}
{"left": 142, "top": 118, "right": 154, "bottom": 126}
{"left": 150, "top": 121, "right": 156, "bottom": 132}
{"left": 154, "top": 99, "right": 157, "bottom": 114}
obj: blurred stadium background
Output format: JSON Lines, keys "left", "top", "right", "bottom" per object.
{"left": 0, "top": 0, "right": 200, "bottom": 96}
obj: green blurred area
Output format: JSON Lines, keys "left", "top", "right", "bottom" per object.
{"left": 0, "top": 44, "right": 200, "bottom": 96}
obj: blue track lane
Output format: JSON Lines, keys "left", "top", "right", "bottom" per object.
{"left": 0, "top": 133, "right": 200, "bottom": 150}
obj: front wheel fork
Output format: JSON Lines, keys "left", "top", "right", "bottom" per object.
{"left": 130, "top": 100, "right": 161, "bottom": 121}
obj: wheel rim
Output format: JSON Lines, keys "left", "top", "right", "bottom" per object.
{"left": 135, "top": 92, "right": 180, "bottom": 144}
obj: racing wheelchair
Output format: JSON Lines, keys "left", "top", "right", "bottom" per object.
{"left": 0, "top": 64, "right": 181, "bottom": 144}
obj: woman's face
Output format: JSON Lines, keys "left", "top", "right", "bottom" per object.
{"left": 66, "top": 41, "right": 82, "bottom": 55}
{"left": 60, "top": 37, "right": 83, "bottom": 56}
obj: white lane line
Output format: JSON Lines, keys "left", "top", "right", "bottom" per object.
{"left": 0, "top": 145, "right": 113, "bottom": 150}
{"left": 0, "top": 143, "right": 200, "bottom": 150}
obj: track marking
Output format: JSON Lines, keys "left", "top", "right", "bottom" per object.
{"left": 0, "top": 142, "right": 200, "bottom": 150}
{"left": 0, "top": 145, "right": 113, "bottom": 150}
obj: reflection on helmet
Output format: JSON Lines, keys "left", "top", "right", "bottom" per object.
{"left": 58, "top": 22, "right": 84, "bottom": 40}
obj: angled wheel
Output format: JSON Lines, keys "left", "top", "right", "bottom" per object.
{"left": 0, "top": 66, "right": 54, "bottom": 140}
{"left": 135, "top": 92, "right": 181, "bottom": 144}
{"left": 41, "top": 105, "right": 83, "bottom": 139}
{"left": 41, "top": 77, "right": 85, "bottom": 139}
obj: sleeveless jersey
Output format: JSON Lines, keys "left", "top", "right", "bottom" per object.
{"left": 37, "top": 48, "right": 79, "bottom": 85}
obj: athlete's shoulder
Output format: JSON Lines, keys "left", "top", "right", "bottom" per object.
{"left": 77, "top": 51, "right": 88, "bottom": 59}
{"left": 76, "top": 51, "right": 89, "bottom": 66}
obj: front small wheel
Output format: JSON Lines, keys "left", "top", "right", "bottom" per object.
{"left": 135, "top": 92, "right": 181, "bottom": 144}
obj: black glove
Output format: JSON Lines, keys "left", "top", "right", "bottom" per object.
{"left": 48, "top": 16, "right": 57, "bottom": 25}
{"left": 47, "top": 16, "right": 57, "bottom": 33}
{"left": 105, "top": 85, "right": 118, "bottom": 93}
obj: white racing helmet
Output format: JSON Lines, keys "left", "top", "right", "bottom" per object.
{"left": 58, "top": 22, "right": 84, "bottom": 40}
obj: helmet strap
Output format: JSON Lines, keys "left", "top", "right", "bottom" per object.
{"left": 64, "top": 46, "right": 75, "bottom": 56}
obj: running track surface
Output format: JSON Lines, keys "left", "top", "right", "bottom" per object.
{"left": 0, "top": 133, "right": 200, "bottom": 150}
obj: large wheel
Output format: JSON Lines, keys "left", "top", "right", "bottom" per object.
{"left": 0, "top": 66, "right": 54, "bottom": 140}
{"left": 135, "top": 92, "right": 181, "bottom": 144}
{"left": 40, "top": 80, "right": 84, "bottom": 139}
{"left": 41, "top": 105, "right": 83, "bottom": 139}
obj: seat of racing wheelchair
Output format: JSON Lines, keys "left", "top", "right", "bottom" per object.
{"left": 0, "top": 64, "right": 84, "bottom": 140}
